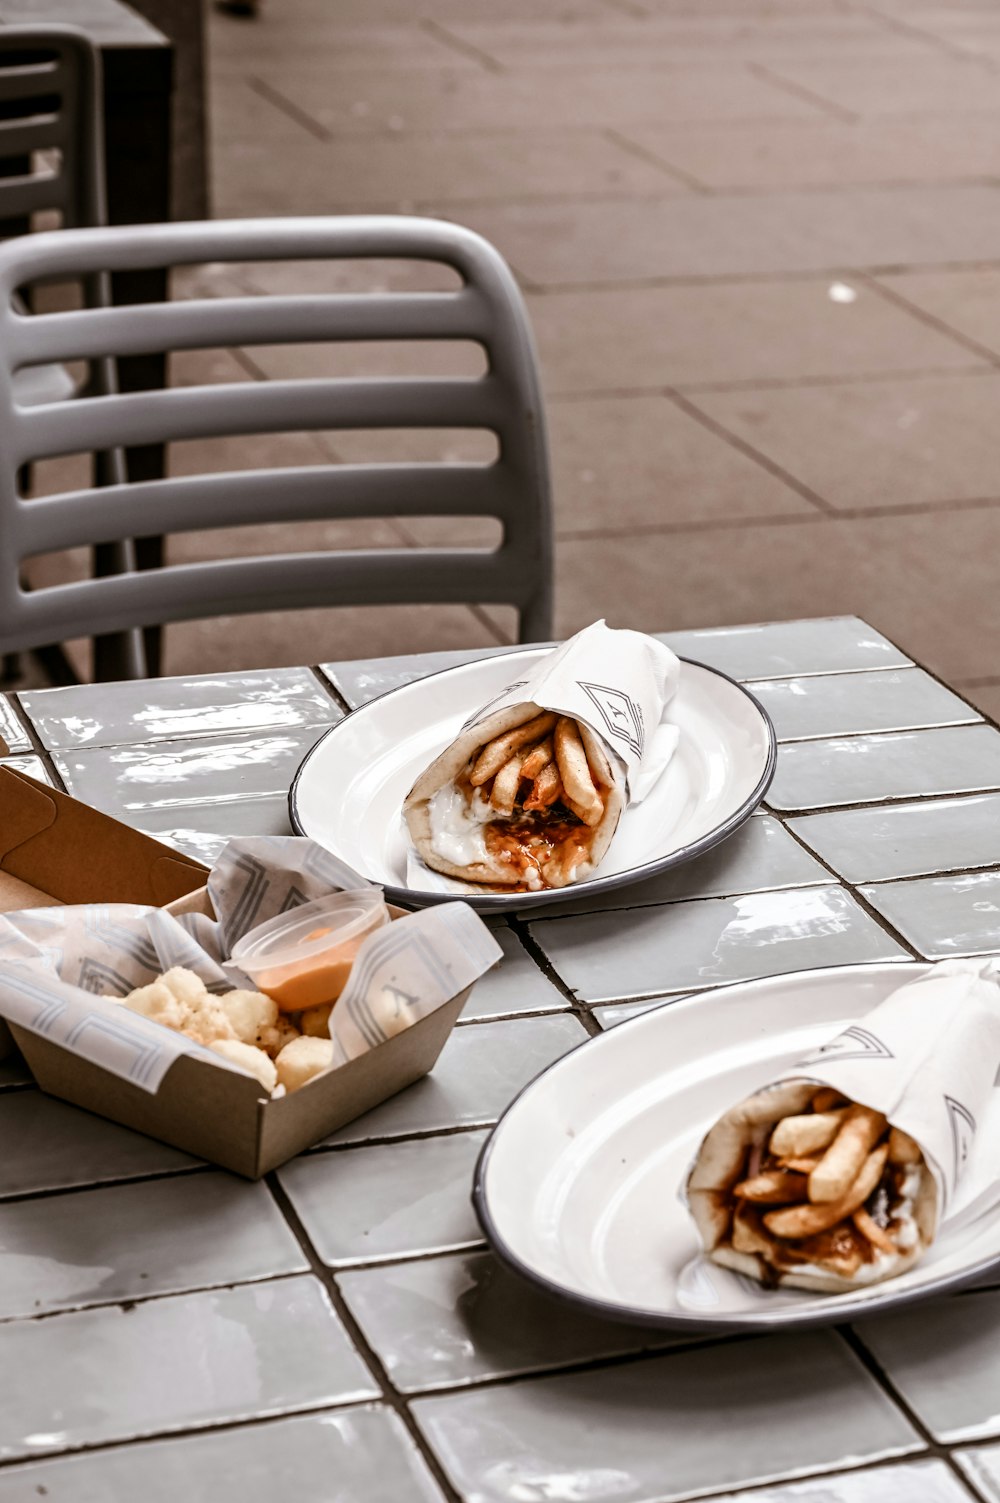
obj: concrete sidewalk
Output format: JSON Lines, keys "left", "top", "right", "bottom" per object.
{"left": 168, "top": 0, "right": 1000, "bottom": 708}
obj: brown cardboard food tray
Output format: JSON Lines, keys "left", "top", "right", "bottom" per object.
{"left": 0, "top": 768, "right": 468, "bottom": 1177}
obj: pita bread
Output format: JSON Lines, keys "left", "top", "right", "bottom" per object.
{"left": 686, "top": 1081, "right": 938, "bottom": 1293}
{"left": 403, "top": 701, "right": 624, "bottom": 890}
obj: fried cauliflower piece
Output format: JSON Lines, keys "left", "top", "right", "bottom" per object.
{"left": 121, "top": 979, "right": 190, "bottom": 1032}
{"left": 159, "top": 967, "right": 211, "bottom": 1010}
{"left": 183, "top": 993, "right": 239, "bottom": 1047}
{"left": 274, "top": 1035, "right": 335, "bottom": 1093}
{"left": 217, "top": 988, "right": 281, "bottom": 1050}
{"left": 299, "top": 1003, "right": 333, "bottom": 1039}
{"left": 209, "top": 1039, "right": 277, "bottom": 1094}
{"left": 260, "top": 1013, "right": 301, "bottom": 1058}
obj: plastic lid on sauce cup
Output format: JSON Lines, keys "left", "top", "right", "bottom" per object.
{"left": 230, "top": 890, "right": 389, "bottom": 1010}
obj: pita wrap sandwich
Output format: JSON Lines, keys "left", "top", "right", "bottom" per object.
{"left": 403, "top": 701, "right": 625, "bottom": 891}
{"left": 686, "top": 1080, "right": 938, "bottom": 1293}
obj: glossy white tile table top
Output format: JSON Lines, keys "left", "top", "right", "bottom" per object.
{"left": 5, "top": 617, "right": 997, "bottom": 1502}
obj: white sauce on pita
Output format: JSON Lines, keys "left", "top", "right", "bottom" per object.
{"left": 428, "top": 783, "right": 493, "bottom": 867}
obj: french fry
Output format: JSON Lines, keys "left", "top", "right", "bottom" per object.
{"left": 470, "top": 712, "right": 557, "bottom": 786}
{"left": 781, "top": 1157, "right": 821, "bottom": 1174}
{"left": 554, "top": 717, "right": 603, "bottom": 826}
{"left": 520, "top": 738, "right": 553, "bottom": 782}
{"left": 769, "top": 1109, "right": 848, "bottom": 1159}
{"left": 523, "top": 761, "right": 562, "bottom": 811}
{"left": 853, "top": 1207, "right": 897, "bottom": 1256}
{"left": 764, "top": 1142, "right": 889, "bottom": 1239}
{"left": 888, "top": 1127, "right": 923, "bottom": 1166}
{"left": 733, "top": 1170, "right": 809, "bottom": 1204}
{"left": 490, "top": 753, "right": 526, "bottom": 817}
{"left": 812, "top": 1087, "right": 846, "bottom": 1113}
{"left": 732, "top": 1205, "right": 775, "bottom": 1257}
{"left": 809, "top": 1105, "right": 887, "bottom": 1204}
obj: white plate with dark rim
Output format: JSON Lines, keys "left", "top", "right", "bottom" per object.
{"left": 474, "top": 962, "right": 1000, "bottom": 1333}
{"left": 289, "top": 647, "right": 776, "bottom": 913}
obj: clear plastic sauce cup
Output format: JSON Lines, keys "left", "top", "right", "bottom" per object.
{"left": 230, "top": 890, "right": 389, "bottom": 1012}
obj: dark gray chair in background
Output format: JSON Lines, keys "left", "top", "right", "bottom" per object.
{"left": 0, "top": 215, "right": 553, "bottom": 678}
{"left": 0, "top": 25, "right": 150, "bottom": 678}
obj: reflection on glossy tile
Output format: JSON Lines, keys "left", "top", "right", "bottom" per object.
{"left": 279, "top": 1133, "right": 487, "bottom": 1266}
{"left": 530, "top": 885, "right": 907, "bottom": 1003}
{"left": 518, "top": 815, "right": 827, "bottom": 919}
{"left": 0, "top": 1173, "right": 307, "bottom": 1318}
{"left": 459, "top": 928, "right": 568, "bottom": 1020}
{"left": 855, "top": 1290, "right": 1000, "bottom": 1443}
{"left": 0, "top": 1093, "right": 200, "bottom": 1197}
{"left": 0, "top": 1276, "right": 377, "bottom": 1461}
{"left": 19, "top": 668, "right": 339, "bottom": 751}
{"left": 52, "top": 727, "right": 326, "bottom": 816}
{"left": 860, "top": 871, "right": 1000, "bottom": 959}
{"left": 790, "top": 793, "right": 1000, "bottom": 883}
{"left": 0, "top": 755, "right": 54, "bottom": 787}
{"left": 0, "top": 696, "right": 30, "bottom": 754}
{"left": 768, "top": 725, "right": 1000, "bottom": 812}
{"left": 131, "top": 794, "right": 295, "bottom": 862}
{"left": 659, "top": 617, "right": 909, "bottom": 682}
{"left": 412, "top": 1335, "right": 919, "bottom": 1503}
{"left": 0, "top": 1404, "right": 445, "bottom": 1503}
{"left": 338, "top": 1250, "right": 676, "bottom": 1392}
{"left": 749, "top": 669, "right": 979, "bottom": 742}
{"left": 957, "top": 1441, "right": 1000, "bottom": 1501}
{"left": 324, "top": 1015, "right": 588, "bottom": 1145}
{"left": 701, "top": 1460, "right": 971, "bottom": 1503}
{"left": 323, "top": 644, "right": 527, "bottom": 710}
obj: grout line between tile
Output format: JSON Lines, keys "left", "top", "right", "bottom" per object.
{"left": 248, "top": 77, "right": 332, "bottom": 142}
{"left": 263, "top": 1171, "right": 464, "bottom": 1503}
{"left": 0, "top": 1266, "right": 310, "bottom": 1330}
{"left": 858, "top": 271, "right": 1000, "bottom": 368}
{"left": 417, "top": 18, "right": 502, "bottom": 74}
{"left": 0, "top": 1162, "right": 213, "bottom": 1207}
{"left": 838, "top": 1325, "right": 993, "bottom": 1502}
{"left": 746, "top": 60, "right": 858, "bottom": 122}
{"left": 603, "top": 126, "right": 711, "bottom": 193}
{"left": 310, "top": 664, "right": 352, "bottom": 717}
{"left": 663, "top": 386, "right": 837, "bottom": 514}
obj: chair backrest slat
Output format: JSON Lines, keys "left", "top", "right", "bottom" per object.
{"left": 0, "top": 215, "right": 554, "bottom": 665}
{"left": 11, "top": 376, "right": 507, "bottom": 464}
{"left": 18, "top": 465, "right": 524, "bottom": 555}
{"left": 12, "top": 291, "right": 494, "bottom": 365}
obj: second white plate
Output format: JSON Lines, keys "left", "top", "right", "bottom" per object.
{"left": 290, "top": 647, "right": 775, "bottom": 912}
{"left": 474, "top": 962, "right": 1000, "bottom": 1332}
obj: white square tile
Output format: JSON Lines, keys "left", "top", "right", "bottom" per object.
{"left": 279, "top": 1132, "right": 487, "bottom": 1265}
{"left": 855, "top": 1290, "right": 1000, "bottom": 1443}
{"left": 412, "top": 1336, "right": 919, "bottom": 1502}
{"left": 0, "top": 1173, "right": 308, "bottom": 1318}
{"left": 338, "top": 1250, "right": 678, "bottom": 1391}
{"left": 860, "top": 872, "right": 1000, "bottom": 959}
{"left": 0, "top": 1404, "right": 446, "bottom": 1503}
{"left": 768, "top": 726, "right": 1000, "bottom": 812}
{"left": 0, "top": 1276, "right": 378, "bottom": 1461}
{"left": 789, "top": 793, "right": 1000, "bottom": 883}
{"left": 530, "top": 886, "right": 908, "bottom": 1003}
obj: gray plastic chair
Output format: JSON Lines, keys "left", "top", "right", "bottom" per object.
{"left": 0, "top": 216, "right": 554, "bottom": 675}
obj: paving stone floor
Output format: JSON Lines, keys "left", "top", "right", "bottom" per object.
{"left": 55, "top": 0, "right": 1000, "bottom": 698}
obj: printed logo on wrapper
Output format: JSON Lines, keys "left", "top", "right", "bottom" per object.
{"left": 577, "top": 681, "right": 645, "bottom": 758}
